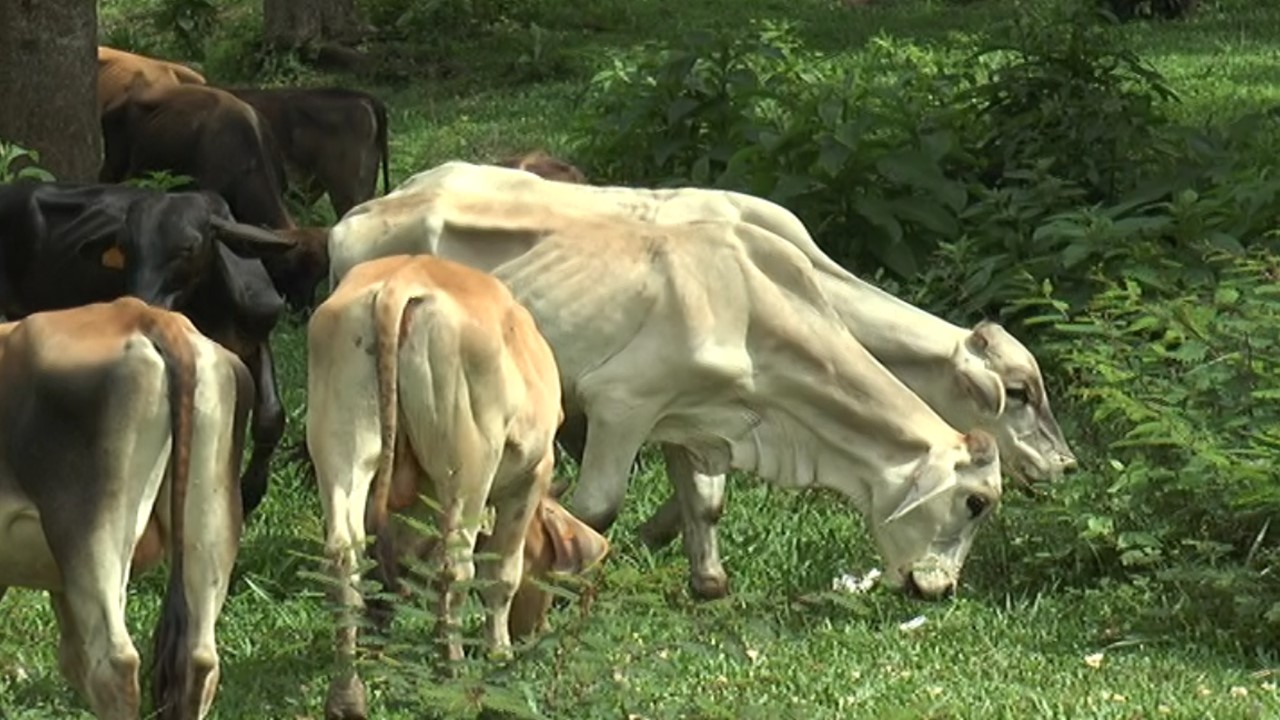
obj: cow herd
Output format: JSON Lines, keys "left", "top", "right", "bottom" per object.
{"left": 0, "top": 45, "right": 1080, "bottom": 720}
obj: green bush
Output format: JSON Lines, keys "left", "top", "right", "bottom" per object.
{"left": 576, "top": 23, "right": 980, "bottom": 278}
{"left": 989, "top": 249, "right": 1280, "bottom": 643}
{"left": 959, "top": 1, "right": 1178, "bottom": 203}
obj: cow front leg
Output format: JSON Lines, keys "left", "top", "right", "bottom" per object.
{"left": 241, "top": 342, "right": 285, "bottom": 518}
{"left": 569, "top": 411, "right": 656, "bottom": 532}
{"left": 663, "top": 446, "right": 730, "bottom": 600}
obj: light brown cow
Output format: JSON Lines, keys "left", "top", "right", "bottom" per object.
{"left": 0, "top": 297, "right": 252, "bottom": 720}
{"left": 307, "top": 255, "right": 608, "bottom": 720}
{"left": 97, "top": 46, "right": 207, "bottom": 114}
{"left": 494, "top": 149, "right": 587, "bottom": 184}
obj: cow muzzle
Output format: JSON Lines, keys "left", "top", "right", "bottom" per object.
{"left": 904, "top": 566, "right": 957, "bottom": 600}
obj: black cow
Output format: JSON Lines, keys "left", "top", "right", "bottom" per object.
{"left": 0, "top": 180, "right": 295, "bottom": 518}
{"left": 223, "top": 86, "right": 391, "bottom": 218}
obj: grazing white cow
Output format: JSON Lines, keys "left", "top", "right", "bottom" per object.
{"left": 333, "top": 207, "right": 1004, "bottom": 598}
{"left": 307, "top": 255, "right": 609, "bottom": 720}
{"left": 327, "top": 161, "right": 1073, "bottom": 597}
{"left": 0, "top": 297, "right": 251, "bottom": 720}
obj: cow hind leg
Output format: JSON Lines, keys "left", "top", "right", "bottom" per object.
{"left": 58, "top": 568, "right": 142, "bottom": 720}
{"left": 431, "top": 489, "right": 486, "bottom": 666}
{"left": 162, "top": 377, "right": 245, "bottom": 720}
{"left": 49, "top": 593, "right": 87, "bottom": 697}
{"left": 321, "top": 484, "right": 371, "bottom": 720}
{"left": 478, "top": 453, "right": 551, "bottom": 658}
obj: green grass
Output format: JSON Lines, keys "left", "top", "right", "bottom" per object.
{"left": 4, "top": 0, "right": 1280, "bottom": 717}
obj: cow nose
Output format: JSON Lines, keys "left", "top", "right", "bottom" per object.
{"left": 904, "top": 572, "right": 955, "bottom": 601}
{"left": 1061, "top": 455, "right": 1080, "bottom": 475}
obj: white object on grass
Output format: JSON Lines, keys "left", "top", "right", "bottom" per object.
{"left": 832, "top": 567, "right": 882, "bottom": 593}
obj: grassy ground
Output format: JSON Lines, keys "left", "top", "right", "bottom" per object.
{"left": 3, "top": 0, "right": 1280, "bottom": 717}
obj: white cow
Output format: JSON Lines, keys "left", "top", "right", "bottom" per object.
{"left": 328, "top": 161, "right": 1074, "bottom": 597}
{"left": 308, "top": 255, "right": 610, "bottom": 720}
{"left": 334, "top": 207, "right": 1004, "bottom": 599}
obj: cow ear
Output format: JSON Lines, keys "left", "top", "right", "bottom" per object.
{"left": 955, "top": 351, "right": 1005, "bottom": 419}
{"left": 885, "top": 453, "right": 957, "bottom": 524}
{"left": 210, "top": 216, "right": 296, "bottom": 257}
{"left": 213, "top": 242, "right": 285, "bottom": 329}
{"left": 538, "top": 498, "right": 610, "bottom": 576}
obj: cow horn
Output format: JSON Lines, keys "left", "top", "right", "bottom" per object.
{"left": 209, "top": 215, "right": 296, "bottom": 255}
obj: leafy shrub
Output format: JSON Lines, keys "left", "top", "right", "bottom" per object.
{"left": 1103, "top": 0, "right": 1200, "bottom": 21}
{"left": 959, "top": 1, "right": 1178, "bottom": 203}
{"left": 992, "top": 249, "right": 1280, "bottom": 644}
{"left": 123, "top": 170, "right": 198, "bottom": 192}
{"left": 154, "top": 0, "right": 218, "bottom": 58}
{"left": 577, "top": 24, "right": 984, "bottom": 277}
{"left": 577, "top": 21, "right": 825, "bottom": 188}
{"left": 0, "top": 142, "right": 55, "bottom": 183}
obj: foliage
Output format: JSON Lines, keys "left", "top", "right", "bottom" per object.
{"left": 576, "top": 23, "right": 982, "bottom": 277}
{"left": 0, "top": 142, "right": 55, "bottom": 183}
{"left": 153, "top": 0, "right": 218, "bottom": 58}
{"left": 1103, "top": 0, "right": 1201, "bottom": 21}
{"left": 991, "top": 249, "right": 1280, "bottom": 643}
{"left": 122, "top": 170, "right": 198, "bottom": 192}
{"left": 959, "top": 1, "right": 1178, "bottom": 203}
{"left": 910, "top": 110, "right": 1280, "bottom": 320}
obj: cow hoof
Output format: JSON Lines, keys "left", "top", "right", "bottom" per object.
{"left": 325, "top": 674, "right": 368, "bottom": 720}
{"left": 690, "top": 571, "right": 729, "bottom": 601}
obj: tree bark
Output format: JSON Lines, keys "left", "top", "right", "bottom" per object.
{"left": 263, "top": 0, "right": 362, "bottom": 48}
{"left": 0, "top": 0, "right": 100, "bottom": 181}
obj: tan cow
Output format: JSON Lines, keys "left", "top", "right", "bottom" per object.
{"left": 97, "top": 46, "right": 207, "bottom": 114}
{"left": 327, "top": 161, "right": 1071, "bottom": 597}
{"left": 307, "top": 255, "right": 609, "bottom": 720}
{"left": 0, "top": 297, "right": 252, "bottom": 720}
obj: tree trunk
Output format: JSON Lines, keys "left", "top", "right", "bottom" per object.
{"left": 263, "top": 0, "right": 362, "bottom": 48}
{"left": 0, "top": 0, "right": 100, "bottom": 181}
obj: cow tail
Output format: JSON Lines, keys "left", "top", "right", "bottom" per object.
{"left": 368, "top": 284, "right": 410, "bottom": 592}
{"left": 144, "top": 315, "right": 198, "bottom": 720}
{"left": 373, "top": 98, "right": 391, "bottom": 195}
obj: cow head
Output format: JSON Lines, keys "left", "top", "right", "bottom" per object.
{"left": 92, "top": 191, "right": 295, "bottom": 311}
{"left": 508, "top": 496, "right": 610, "bottom": 638}
{"left": 495, "top": 150, "right": 588, "bottom": 185}
{"left": 948, "top": 321, "right": 1077, "bottom": 486}
{"left": 870, "top": 430, "right": 1002, "bottom": 599}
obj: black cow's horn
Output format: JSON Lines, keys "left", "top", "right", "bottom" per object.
{"left": 210, "top": 215, "right": 296, "bottom": 253}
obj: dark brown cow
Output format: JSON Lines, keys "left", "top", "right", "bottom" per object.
{"left": 224, "top": 86, "right": 391, "bottom": 218}
{"left": 263, "top": 226, "right": 331, "bottom": 313}
{"left": 99, "top": 84, "right": 295, "bottom": 231}
{"left": 0, "top": 297, "right": 252, "bottom": 720}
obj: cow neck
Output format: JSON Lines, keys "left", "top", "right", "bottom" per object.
{"left": 738, "top": 297, "right": 960, "bottom": 499}
{"left": 815, "top": 270, "right": 966, "bottom": 367}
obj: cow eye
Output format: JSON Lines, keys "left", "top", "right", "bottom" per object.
{"left": 965, "top": 494, "right": 989, "bottom": 519}
{"left": 1005, "top": 386, "right": 1030, "bottom": 404}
